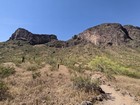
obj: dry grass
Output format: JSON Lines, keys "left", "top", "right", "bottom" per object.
{"left": 0, "top": 62, "right": 139, "bottom": 105}
{"left": 0, "top": 42, "right": 140, "bottom": 104}
{"left": 0, "top": 63, "right": 97, "bottom": 105}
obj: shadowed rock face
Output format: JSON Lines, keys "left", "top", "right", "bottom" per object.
{"left": 78, "top": 23, "right": 133, "bottom": 46}
{"left": 9, "top": 28, "right": 57, "bottom": 45}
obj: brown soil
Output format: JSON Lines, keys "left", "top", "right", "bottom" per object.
{"left": 98, "top": 85, "right": 140, "bottom": 105}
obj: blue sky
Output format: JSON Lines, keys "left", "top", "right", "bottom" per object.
{"left": 0, "top": 0, "right": 140, "bottom": 42}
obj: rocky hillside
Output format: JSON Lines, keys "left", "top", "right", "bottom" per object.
{"left": 8, "top": 23, "right": 140, "bottom": 48}
{"left": 0, "top": 23, "right": 140, "bottom": 105}
{"left": 78, "top": 23, "right": 140, "bottom": 47}
{"left": 9, "top": 28, "right": 58, "bottom": 45}
{"left": 123, "top": 25, "right": 140, "bottom": 47}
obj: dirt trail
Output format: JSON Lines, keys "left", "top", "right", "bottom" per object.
{"left": 99, "top": 85, "right": 139, "bottom": 105}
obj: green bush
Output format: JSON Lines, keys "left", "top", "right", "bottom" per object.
{"left": 0, "top": 66, "right": 15, "bottom": 78}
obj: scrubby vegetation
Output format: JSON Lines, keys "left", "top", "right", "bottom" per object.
{"left": 0, "top": 41, "right": 140, "bottom": 79}
{"left": 88, "top": 56, "right": 140, "bottom": 78}
{"left": 0, "top": 66, "right": 15, "bottom": 78}
{"left": 0, "top": 41, "right": 140, "bottom": 104}
{"left": 71, "top": 75, "right": 100, "bottom": 93}
{"left": 26, "top": 64, "right": 39, "bottom": 71}
{"left": 0, "top": 65, "right": 14, "bottom": 101}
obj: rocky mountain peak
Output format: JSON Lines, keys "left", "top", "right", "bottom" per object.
{"left": 9, "top": 28, "right": 58, "bottom": 45}
{"left": 8, "top": 23, "right": 140, "bottom": 47}
{"left": 78, "top": 23, "right": 133, "bottom": 46}
{"left": 10, "top": 28, "right": 32, "bottom": 41}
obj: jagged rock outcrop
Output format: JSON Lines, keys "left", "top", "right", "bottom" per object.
{"left": 78, "top": 23, "right": 133, "bottom": 46}
{"left": 9, "top": 28, "right": 57, "bottom": 45}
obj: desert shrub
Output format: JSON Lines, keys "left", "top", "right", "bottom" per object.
{"left": 32, "top": 72, "right": 41, "bottom": 79}
{"left": 71, "top": 76, "right": 99, "bottom": 93}
{"left": 27, "top": 64, "right": 39, "bottom": 71}
{"left": 67, "top": 63, "right": 84, "bottom": 73}
{"left": 88, "top": 56, "right": 140, "bottom": 78}
{"left": 0, "top": 66, "right": 15, "bottom": 78}
{"left": 0, "top": 81, "right": 8, "bottom": 101}
{"left": 72, "top": 65, "right": 83, "bottom": 73}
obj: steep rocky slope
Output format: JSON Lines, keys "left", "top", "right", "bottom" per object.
{"left": 78, "top": 23, "right": 132, "bottom": 46}
{"left": 9, "top": 28, "right": 57, "bottom": 45}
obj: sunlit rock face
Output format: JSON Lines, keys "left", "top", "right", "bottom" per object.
{"left": 78, "top": 23, "right": 133, "bottom": 46}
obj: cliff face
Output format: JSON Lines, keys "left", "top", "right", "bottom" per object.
{"left": 78, "top": 23, "right": 133, "bottom": 46}
{"left": 9, "top": 28, "right": 58, "bottom": 45}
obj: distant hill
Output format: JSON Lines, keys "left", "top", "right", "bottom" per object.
{"left": 7, "top": 23, "right": 140, "bottom": 48}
